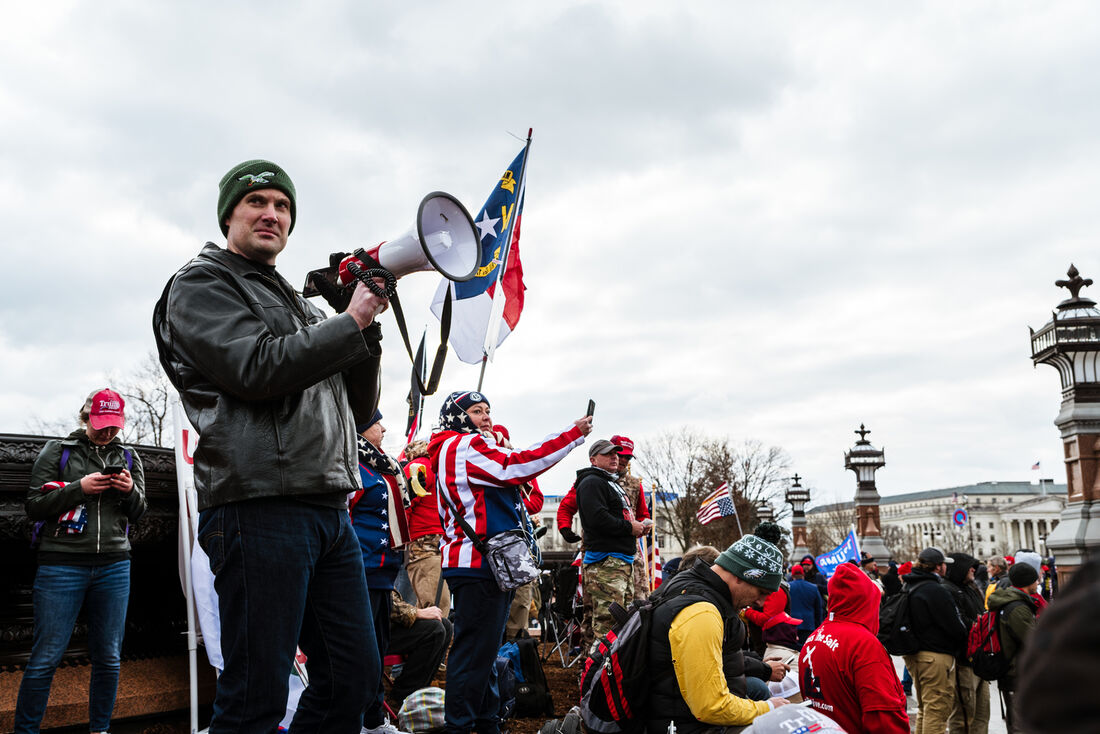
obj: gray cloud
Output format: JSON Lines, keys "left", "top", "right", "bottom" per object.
{"left": 0, "top": 1, "right": 1092, "bottom": 503}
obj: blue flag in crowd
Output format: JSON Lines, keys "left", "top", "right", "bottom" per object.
{"left": 814, "top": 530, "right": 862, "bottom": 578}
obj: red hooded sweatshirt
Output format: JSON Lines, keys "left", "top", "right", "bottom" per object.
{"left": 799, "top": 563, "right": 908, "bottom": 734}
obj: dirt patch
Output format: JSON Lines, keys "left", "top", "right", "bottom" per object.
{"left": 120, "top": 641, "right": 584, "bottom": 733}
{"left": 507, "top": 642, "right": 584, "bottom": 734}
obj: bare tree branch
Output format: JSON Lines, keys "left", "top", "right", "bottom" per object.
{"left": 25, "top": 416, "right": 73, "bottom": 438}
{"left": 635, "top": 428, "right": 793, "bottom": 555}
{"left": 109, "top": 352, "right": 174, "bottom": 447}
{"left": 805, "top": 497, "right": 855, "bottom": 556}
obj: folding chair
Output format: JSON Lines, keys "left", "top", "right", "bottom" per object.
{"left": 543, "top": 564, "right": 585, "bottom": 667}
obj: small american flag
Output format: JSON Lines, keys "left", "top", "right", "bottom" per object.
{"left": 697, "top": 482, "right": 738, "bottom": 526}
{"left": 1031, "top": 460, "right": 1041, "bottom": 470}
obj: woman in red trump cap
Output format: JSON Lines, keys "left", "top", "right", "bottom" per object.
{"left": 14, "top": 388, "right": 147, "bottom": 734}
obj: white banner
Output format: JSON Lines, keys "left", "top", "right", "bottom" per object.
{"left": 174, "top": 401, "right": 223, "bottom": 670}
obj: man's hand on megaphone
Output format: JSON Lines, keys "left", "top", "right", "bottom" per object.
{"left": 311, "top": 252, "right": 354, "bottom": 313}
{"left": 346, "top": 279, "right": 390, "bottom": 329}
{"left": 312, "top": 273, "right": 353, "bottom": 313}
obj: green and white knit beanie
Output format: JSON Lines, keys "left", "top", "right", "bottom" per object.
{"left": 715, "top": 534, "right": 784, "bottom": 591}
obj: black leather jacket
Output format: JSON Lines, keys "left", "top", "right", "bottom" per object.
{"left": 153, "top": 243, "right": 381, "bottom": 511}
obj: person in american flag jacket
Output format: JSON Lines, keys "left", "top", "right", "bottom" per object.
{"left": 352, "top": 409, "right": 413, "bottom": 734}
{"left": 427, "top": 390, "right": 591, "bottom": 734}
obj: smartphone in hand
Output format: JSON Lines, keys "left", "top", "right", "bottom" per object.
{"left": 586, "top": 399, "right": 596, "bottom": 418}
{"left": 102, "top": 465, "right": 125, "bottom": 475}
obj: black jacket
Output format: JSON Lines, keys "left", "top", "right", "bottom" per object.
{"left": 904, "top": 567, "right": 968, "bottom": 655}
{"left": 943, "top": 553, "right": 985, "bottom": 663}
{"left": 575, "top": 466, "right": 636, "bottom": 556}
{"left": 153, "top": 243, "right": 382, "bottom": 511}
{"left": 882, "top": 564, "right": 902, "bottom": 597}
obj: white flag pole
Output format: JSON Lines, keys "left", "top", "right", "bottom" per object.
{"left": 173, "top": 401, "right": 202, "bottom": 734}
{"left": 725, "top": 480, "right": 744, "bottom": 538}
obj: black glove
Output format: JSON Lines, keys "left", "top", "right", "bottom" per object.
{"left": 361, "top": 322, "right": 383, "bottom": 356}
{"left": 312, "top": 252, "right": 353, "bottom": 313}
{"left": 560, "top": 527, "right": 581, "bottom": 544}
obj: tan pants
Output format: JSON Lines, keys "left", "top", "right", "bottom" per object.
{"left": 406, "top": 534, "right": 449, "bottom": 616}
{"left": 949, "top": 664, "right": 990, "bottom": 734}
{"left": 506, "top": 579, "right": 536, "bottom": 637}
{"left": 904, "top": 651, "right": 957, "bottom": 734}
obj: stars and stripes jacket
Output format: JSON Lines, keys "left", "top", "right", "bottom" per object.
{"left": 429, "top": 423, "right": 584, "bottom": 578}
{"left": 351, "top": 458, "right": 402, "bottom": 590}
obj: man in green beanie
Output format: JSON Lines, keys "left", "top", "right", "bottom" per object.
{"left": 153, "top": 159, "right": 392, "bottom": 734}
{"left": 645, "top": 534, "right": 791, "bottom": 734}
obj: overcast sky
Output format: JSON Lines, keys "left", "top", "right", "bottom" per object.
{"left": 2, "top": 1, "right": 1095, "bottom": 509}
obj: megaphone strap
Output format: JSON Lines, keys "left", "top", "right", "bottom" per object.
{"left": 388, "top": 287, "right": 452, "bottom": 398}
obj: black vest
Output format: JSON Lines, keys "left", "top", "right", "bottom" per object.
{"left": 646, "top": 563, "right": 746, "bottom": 734}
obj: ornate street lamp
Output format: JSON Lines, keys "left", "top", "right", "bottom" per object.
{"left": 785, "top": 473, "right": 810, "bottom": 560}
{"left": 756, "top": 500, "right": 775, "bottom": 523}
{"left": 844, "top": 424, "right": 891, "bottom": 561}
{"left": 1029, "top": 264, "right": 1100, "bottom": 584}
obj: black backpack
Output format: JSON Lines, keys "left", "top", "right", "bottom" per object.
{"left": 877, "top": 588, "right": 919, "bottom": 656}
{"left": 514, "top": 636, "right": 554, "bottom": 717}
{"left": 578, "top": 599, "right": 659, "bottom": 734}
{"left": 495, "top": 654, "right": 516, "bottom": 720}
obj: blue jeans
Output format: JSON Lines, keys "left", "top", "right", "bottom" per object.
{"left": 745, "top": 675, "right": 771, "bottom": 701}
{"left": 199, "top": 498, "right": 377, "bottom": 734}
{"left": 14, "top": 560, "right": 130, "bottom": 734}
{"left": 444, "top": 575, "right": 513, "bottom": 734}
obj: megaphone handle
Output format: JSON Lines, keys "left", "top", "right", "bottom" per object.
{"left": 345, "top": 260, "right": 397, "bottom": 299}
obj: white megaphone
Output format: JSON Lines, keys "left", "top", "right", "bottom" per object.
{"left": 354, "top": 192, "right": 481, "bottom": 282}
{"left": 303, "top": 191, "right": 481, "bottom": 300}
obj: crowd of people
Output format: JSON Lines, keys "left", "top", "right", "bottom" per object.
{"left": 629, "top": 540, "right": 1070, "bottom": 734}
{"left": 17, "top": 158, "right": 1096, "bottom": 734}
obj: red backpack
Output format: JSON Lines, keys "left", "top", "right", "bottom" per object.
{"left": 965, "top": 600, "right": 1024, "bottom": 682}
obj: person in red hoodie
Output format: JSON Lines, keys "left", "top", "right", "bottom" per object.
{"left": 799, "top": 563, "right": 909, "bottom": 733}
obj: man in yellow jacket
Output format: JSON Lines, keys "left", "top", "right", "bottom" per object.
{"left": 646, "top": 535, "right": 791, "bottom": 734}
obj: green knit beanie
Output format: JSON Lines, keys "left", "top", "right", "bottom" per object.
{"left": 715, "top": 534, "right": 785, "bottom": 591}
{"left": 217, "top": 159, "right": 297, "bottom": 236}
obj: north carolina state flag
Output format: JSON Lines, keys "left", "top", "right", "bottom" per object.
{"left": 431, "top": 144, "right": 528, "bottom": 364}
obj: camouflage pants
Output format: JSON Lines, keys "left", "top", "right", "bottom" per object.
{"left": 406, "top": 534, "right": 450, "bottom": 616}
{"left": 632, "top": 547, "right": 651, "bottom": 601}
{"left": 583, "top": 557, "right": 634, "bottom": 649}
